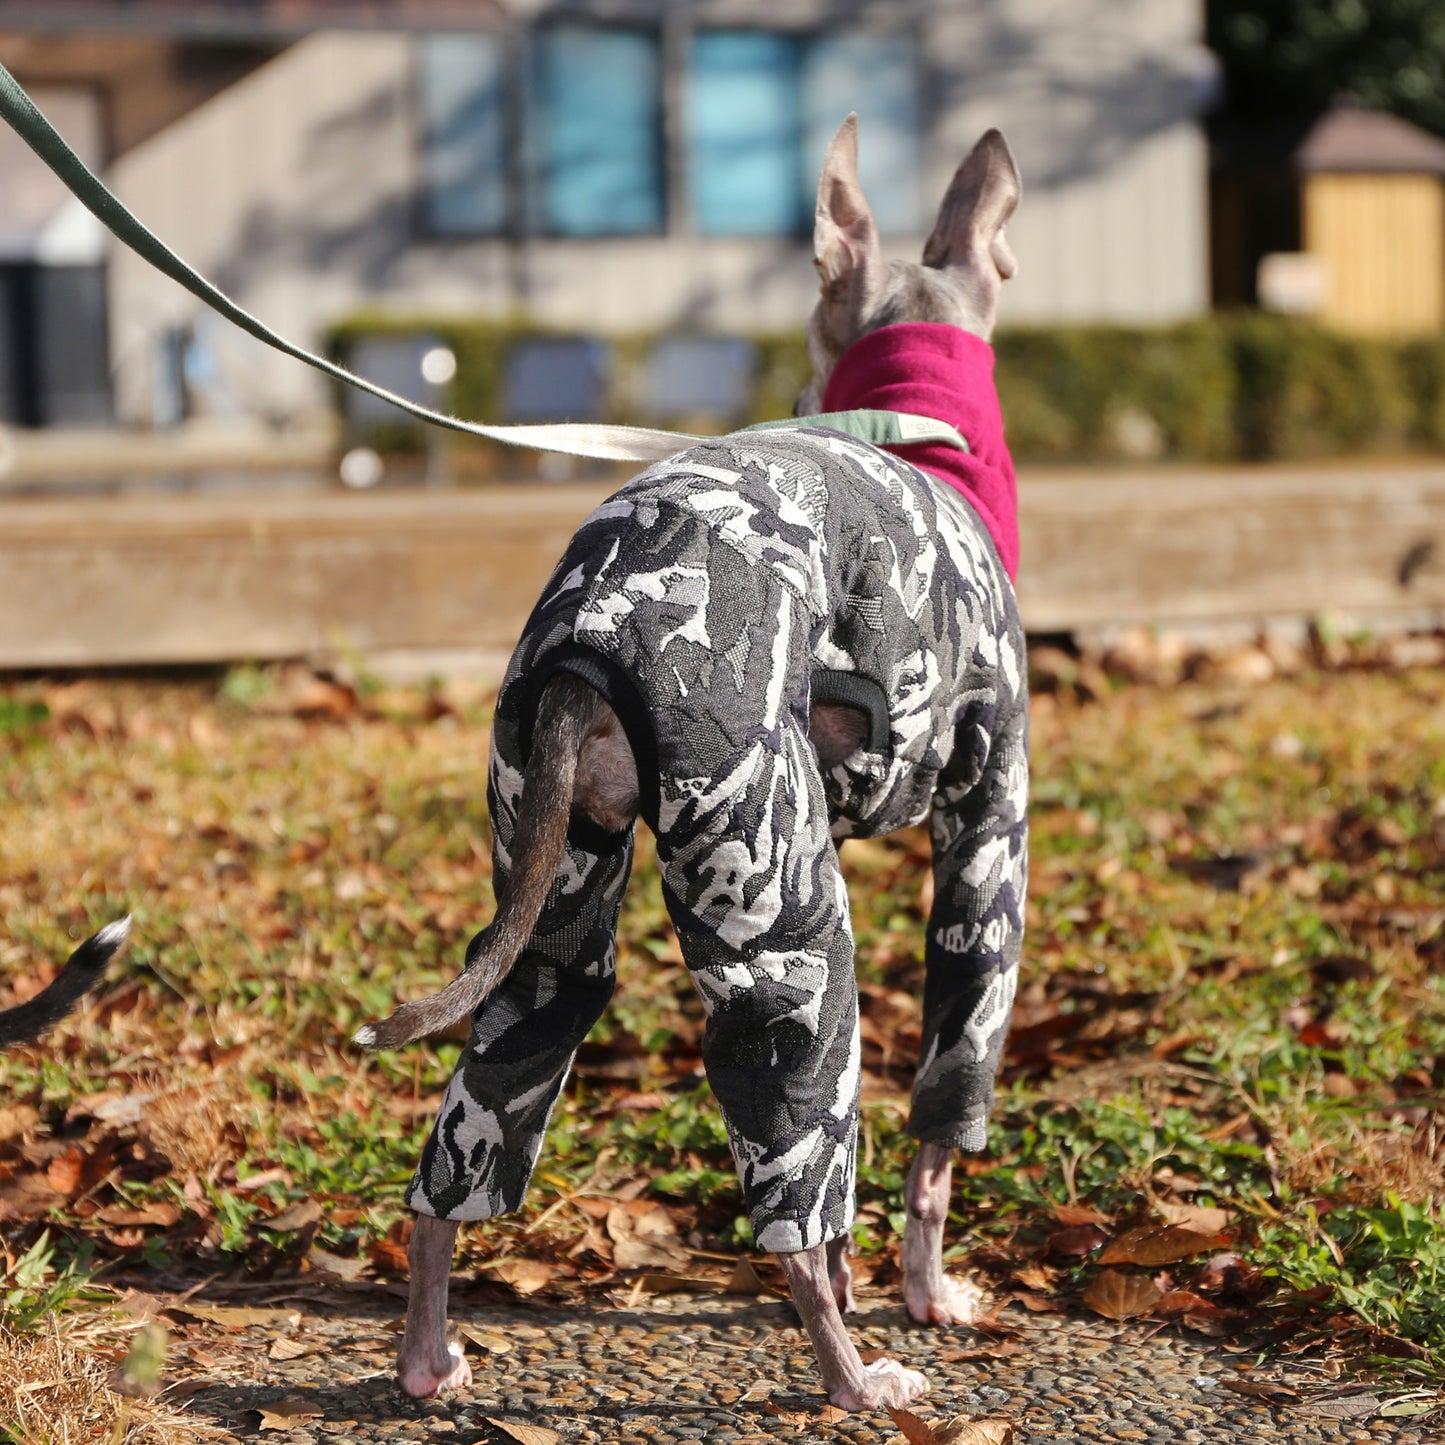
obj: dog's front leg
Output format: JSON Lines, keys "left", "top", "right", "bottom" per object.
{"left": 901, "top": 1142, "right": 984, "bottom": 1326}
{"left": 779, "top": 1243, "right": 928, "bottom": 1411}
{"left": 397, "top": 1213, "right": 472, "bottom": 1398}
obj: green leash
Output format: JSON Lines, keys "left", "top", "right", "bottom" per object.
{"left": 0, "top": 61, "right": 966, "bottom": 463}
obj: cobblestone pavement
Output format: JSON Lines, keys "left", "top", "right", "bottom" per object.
{"left": 172, "top": 1289, "right": 1438, "bottom": 1445}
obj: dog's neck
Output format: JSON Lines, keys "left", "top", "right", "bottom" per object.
{"left": 820, "top": 322, "right": 1019, "bottom": 581}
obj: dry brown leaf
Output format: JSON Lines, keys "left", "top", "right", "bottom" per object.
{"left": 485, "top": 1420, "right": 561, "bottom": 1445}
{"left": 96, "top": 1201, "right": 181, "bottom": 1228}
{"left": 306, "top": 1245, "right": 368, "bottom": 1282}
{"left": 168, "top": 1303, "right": 302, "bottom": 1331}
{"left": 885, "top": 1405, "right": 940, "bottom": 1445}
{"left": 0, "top": 1105, "right": 38, "bottom": 1142}
{"left": 723, "top": 1257, "right": 788, "bottom": 1298}
{"left": 1082, "top": 1268, "right": 1163, "bottom": 1320}
{"left": 457, "top": 1323, "right": 514, "bottom": 1354}
{"left": 939, "top": 1341, "right": 1022, "bottom": 1362}
{"left": 1051, "top": 1201, "right": 1112, "bottom": 1227}
{"left": 1221, "top": 1378, "right": 1300, "bottom": 1403}
{"left": 605, "top": 1201, "right": 692, "bottom": 1271}
{"left": 486, "top": 1258, "right": 555, "bottom": 1295}
{"left": 1154, "top": 1289, "right": 1216, "bottom": 1316}
{"left": 1292, "top": 1392, "right": 1382, "bottom": 1419}
{"left": 939, "top": 1417, "right": 1016, "bottom": 1445}
{"left": 634, "top": 1273, "right": 723, "bottom": 1295}
{"left": 261, "top": 1199, "right": 324, "bottom": 1233}
{"left": 257, "top": 1397, "right": 324, "bottom": 1430}
{"left": 366, "top": 1235, "right": 410, "bottom": 1276}
{"left": 268, "top": 1337, "right": 310, "bottom": 1361}
{"left": 1157, "top": 1201, "right": 1234, "bottom": 1234}
{"left": 1097, "top": 1224, "right": 1231, "bottom": 1267}
{"left": 765, "top": 1399, "right": 842, "bottom": 1427}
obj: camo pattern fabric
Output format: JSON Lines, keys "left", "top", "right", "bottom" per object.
{"left": 408, "top": 426, "right": 1028, "bottom": 1253}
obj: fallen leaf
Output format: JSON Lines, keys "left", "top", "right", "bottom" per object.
{"left": 484, "top": 1258, "right": 554, "bottom": 1295}
{"left": 233, "top": 1168, "right": 293, "bottom": 1193}
{"left": 97, "top": 1201, "right": 181, "bottom": 1228}
{"left": 1098, "top": 1224, "right": 1230, "bottom": 1267}
{"left": 939, "top": 1341, "right": 1022, "bottom": 1363}
{"left": 939, "top": 1418, "right": 1015, "bottom": 1445}
{"left": 1293, "top": 1392, "right": 1382, "bottom": 1420}
{"left": 1155, "top": 1289, "right": 1224, "bottom": 1318}
{"left": 1083, "top": 1269, "right": 1163, "bottom": 1320}
{"left": 1051, "top": 1201, "right": 1112, "bottom": 1227}
{"left": 256, "top": 1398, "right": 324, "bottom": 1430}
{"left": 1046, "top": 1224, "right": 1109, "bottom": 1258}
{"left": 604, "top": 1201, "right": 692, "bottom": 1270}
{"left": 168, "top": 1303, "right": 302, "bottom": 1331}
{"left": 261, "top": 1199, "right": 324, "bottom": 1233}
{"left": 1221, "top": 1378, "right": 1300, "bottom": 1403}
{"left": 457, "top": 1324, "right": 513, "bottom": 1354}
{"left": 366, "top": 1235, "right": 410, "bottom": 1275}
{"left": 0, "top": 1105, "right": 38, "bottom": 1142}
{"left": 766, "top": 1399, "right": 846, "bottom": 1427}
{"left": 268, "top": 1337, "right": 310, "bottom": 1361}
{"left": 885, "top": 1406, "right": 940, "bottom": 1445}
{"left": 633, "top": 1273, "right": 722, "bottom": 1295}
{"left": 306, "top": 1245, "right": 368, "bottom": 1282}
{"left": 1157, "top": 1201, "right": 1234, "bottom": 1234}
{"left": 724, "top": 1256, "right": 787, "bottom": 1298}
{"left": 485, "top": 1420, "right": 560, "bottom": 1445}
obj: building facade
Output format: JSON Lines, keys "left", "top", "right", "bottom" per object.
{"left": 0, "top": 0, "right": 1214, "bottom": 427}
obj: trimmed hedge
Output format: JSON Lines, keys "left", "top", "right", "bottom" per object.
{"left": 328, "top": 312, "right": 1445, "bottom": 467}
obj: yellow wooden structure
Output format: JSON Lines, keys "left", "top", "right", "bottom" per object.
{"left": 1304, "top": 171, "right": 1445, "bottom": 335}
{"left": 1213, "top": 103, "right": 1445, "bottom": 336}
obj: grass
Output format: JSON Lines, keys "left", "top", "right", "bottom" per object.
{"left": 0, "top": 660, "right": 1442, "bottom": 1397}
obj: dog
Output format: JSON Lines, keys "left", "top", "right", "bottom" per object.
{"left": 357, "top": 116, "right": 1027, "bottom": 1412}
{"left": 0, "top": 917, "right": 130, "bottom": 1049}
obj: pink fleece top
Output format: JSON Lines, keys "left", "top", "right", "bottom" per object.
{"left": 821, "top": 322, "right": 1018, "bottom": 580}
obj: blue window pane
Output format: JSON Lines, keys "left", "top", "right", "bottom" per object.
{"left": 504, "top": 338, "right": 610, "bottom": 422}
{"left": 643, "top": 335, "right": 758, "bottom": 422}
{"left": 529, "top": 27, "right": 663, "bottom": 236}
{"left": 803, "top": 33, "right": 923, "bottom": 235}
{"left": 420, "top": 35, "right": 508, "bottom": 234}
{"left": 688, "top": 32, "right": 805, "bottom": 236}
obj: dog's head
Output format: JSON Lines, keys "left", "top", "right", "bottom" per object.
{"left": 798, "top": 116, "right": 1022, "bottom": 414}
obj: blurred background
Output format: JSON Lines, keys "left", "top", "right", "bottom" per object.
{"left": 0, "top": 0, "right": 1442, "bottom": 672}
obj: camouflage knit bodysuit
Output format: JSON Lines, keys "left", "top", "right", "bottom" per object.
{"left": 408, "top": 423, "right": 1029, "bottom": 1255}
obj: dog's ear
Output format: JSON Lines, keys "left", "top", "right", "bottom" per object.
{"left": 923, "top": 129, "right": 1021, "bottom": 281}
{"left": 813, "top": 114, "right": 886, "bottom": 312}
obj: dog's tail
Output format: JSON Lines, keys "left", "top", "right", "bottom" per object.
{"left": 0, "top": 916, "right": 132, "bottom": 1049}
{"left": 354, "top": 676, "right": 599, "bottom": 1052}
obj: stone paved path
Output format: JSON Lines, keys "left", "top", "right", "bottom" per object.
{"left": 171, "top": 1289, "right": 1438, "bottom": 1445}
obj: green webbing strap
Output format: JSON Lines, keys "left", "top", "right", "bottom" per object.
{"left": 748, "top": 409, "right": 969, "bottom": 452}
{"left": 0, "top": 63, "right": 969, "bottom": 464}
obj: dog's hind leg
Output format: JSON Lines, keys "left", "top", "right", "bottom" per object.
{"left": 780, "top": 1244, "right": 927, "bottom": 1411}
{"left": 901, "top": 1143, "right": 984, "bottom": 1325}
{"left": 904, "top": 640, "right": 1029, "bottom": 1326}
{"left": 397, "top": 1214, "right": 470, "bottom": 1398}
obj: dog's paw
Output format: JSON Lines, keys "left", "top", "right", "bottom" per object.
{"left": 398, "top": 1341, "right": 471, "bottom": 1399}
{"left": 903, "top": 1271, "right": 985, "bottom": 1327}
{"left": 829, "top": 1355, "right": 929, "bottom": 1411}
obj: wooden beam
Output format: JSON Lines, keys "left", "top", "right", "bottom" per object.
{"left": 1, "top": 465, "right": 1443, "bottom": 671}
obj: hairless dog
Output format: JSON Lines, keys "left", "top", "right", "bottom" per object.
{"left": 358, "top": 116, "right": 1027, "bottom": 1412}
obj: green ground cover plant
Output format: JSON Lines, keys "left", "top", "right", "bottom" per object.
{"left": 0, "top": 656, "right": 1441, "bottom": 1397}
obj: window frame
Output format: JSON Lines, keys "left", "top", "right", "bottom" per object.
{"left": 681, "top": 21, "right": 925, "bottom": 241}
